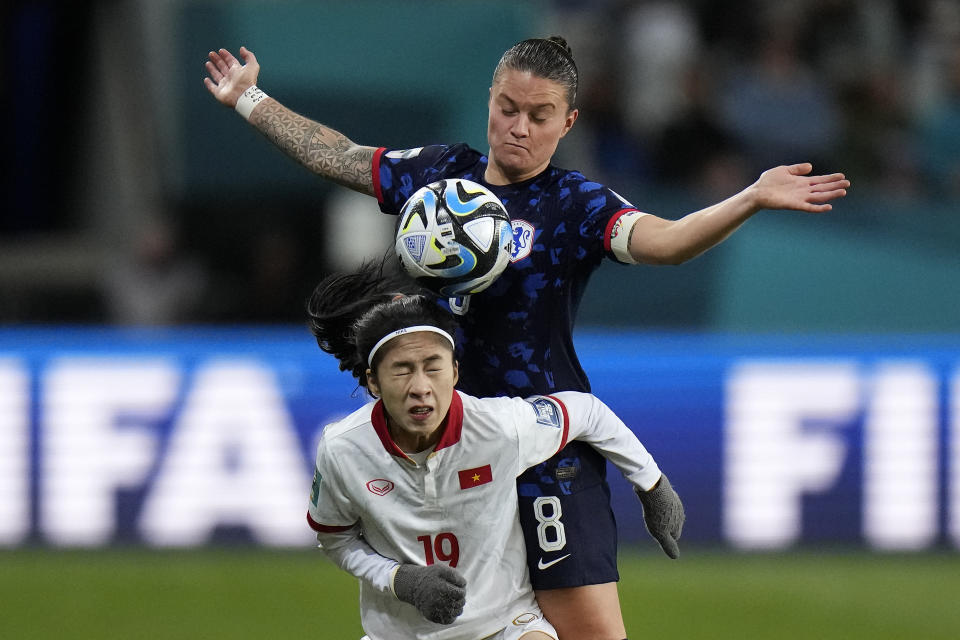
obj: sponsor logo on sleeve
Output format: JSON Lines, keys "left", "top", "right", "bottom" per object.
{"left": 310, "top": 468, "right": 323, "bottom": 507}
{"left": 385, "top": 147, "right": 423, "bottom": 160}
{"left": 526, "top": 397, "right": 561, "bottom": 428}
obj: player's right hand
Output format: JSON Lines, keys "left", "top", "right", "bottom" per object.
{"left": 393, "top": 563, "right": 467, "bottom": 625}
{"left": 203, "top": 46, "right": 260, "bottom": 108}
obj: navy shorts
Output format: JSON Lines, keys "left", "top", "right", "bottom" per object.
{"left": 516, "top": 440, "right": 619, "bottom": 590}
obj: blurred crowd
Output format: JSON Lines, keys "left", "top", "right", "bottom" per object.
{"left": 3, "top": 0, "right": 959, "bottom": 326}
{"left": 550, "top": 0, "right": 960, "bottom": 202}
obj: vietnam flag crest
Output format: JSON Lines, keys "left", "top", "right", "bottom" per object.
{"left": 458, "top": 464, "right": 493, "bottom": 490}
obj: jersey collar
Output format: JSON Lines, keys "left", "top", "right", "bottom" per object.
{"left": 371, "top": 391, "right": 464, "bottom": 458}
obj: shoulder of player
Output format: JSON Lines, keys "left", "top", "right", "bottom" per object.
{"left": 553, "top": 168, "right": 611, "bottom": 193}
{"left": 544, "top": 390, "right": 597, "bottom": 409}
{"left": 442, "top": 143, "right": 486, "bottom": 172}
{"left": 459, "top": 392, "right": 587, "bottom": 424}
{"left": 448, "top": 142, "right": 481, "bottom": 156}
{"left": 526, "top": 391, "right": 603, "bottom": 421}
{"left": 458, "top": 391, "right": 514, "bottom": 414}
{"left": 554, "top": 170, "right": 638, "bottom": 213}
{"left": 458, "top": 393, "right": 533, "bottom": 430}
{"left": 318, "top": 401, "right": 380, "bottom": 444}
{"left": 383, "top": 142, "right": 481, "bottom": 165}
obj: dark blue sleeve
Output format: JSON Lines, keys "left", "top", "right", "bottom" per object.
{"left": 558, "top": 173, "right": 640, "bottom": 265}
{"left": 373, "top": 144, "right": 454, "bottom": 215}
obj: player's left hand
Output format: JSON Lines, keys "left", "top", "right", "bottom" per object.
{"left": 636, "top": 474, "right": 685, "bottom": 559}
{"left": 393, "top": 563, "right": 466, "bottom": 624}
{"left": 749, "top": 163, "right": 850, "bottom": 213}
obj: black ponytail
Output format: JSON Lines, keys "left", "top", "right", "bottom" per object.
{"left": 306, "top": 259, "right": 457, "bottom": 389}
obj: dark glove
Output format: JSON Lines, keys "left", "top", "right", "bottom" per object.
{"left": 636, "top": 474, "right": 685, "bottom": 559}
{"left": 393, "top": 564, "right": 466, "bottom": 624}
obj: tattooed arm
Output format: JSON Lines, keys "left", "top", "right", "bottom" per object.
{"left": 249, "top": 99, "right": 376, "bottom": 195}
{"left": 204, "top": 46, "right": 376, "bottom": 196}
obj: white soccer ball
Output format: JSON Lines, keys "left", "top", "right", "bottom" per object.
{"left": 395, "top": 179, "right": 513, "bottom": 296}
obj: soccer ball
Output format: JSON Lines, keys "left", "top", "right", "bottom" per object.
{"left": 395, "top": 178, "right": 512, "bottom": 296}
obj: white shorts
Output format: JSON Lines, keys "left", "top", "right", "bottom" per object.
{"left": 359, "top": 610, "right": 557, "bottom": 640}
{"left": 484, "top": 610, "right": 558, "bottom": 640}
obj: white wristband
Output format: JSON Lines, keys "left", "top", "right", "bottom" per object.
{"left": 235, "top": 85, "right": 268, "bottom": 120}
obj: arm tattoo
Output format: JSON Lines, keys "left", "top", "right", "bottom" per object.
{"left": 251, "top": 100, "right": 375, "bottom": 196}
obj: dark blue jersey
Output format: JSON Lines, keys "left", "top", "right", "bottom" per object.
{"left": 374, "top": 143, "right": 643, "bottom": 399}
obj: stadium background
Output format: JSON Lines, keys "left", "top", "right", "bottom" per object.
{"left": 3, "top": 1, "right": 960, "bottom": 638}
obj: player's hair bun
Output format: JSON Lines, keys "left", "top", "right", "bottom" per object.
{"left": 545, "top": 36, "right": 574, "bottom": 60}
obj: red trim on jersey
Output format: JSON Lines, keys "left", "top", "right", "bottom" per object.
{"left": 603, "top": 207, "right": 638, "bottom": 253}
{"left": 307, "top": 512, "right": 355, "bottom": 533}
{"left": 434, "top": 391, "right": 464, "bottom": 451}
{"left": 545, "top": 395, "right": 571, "bottom": 455}
{"left": 370, "top": 391, "right": 464, "bottom": 457}
{"left": 371, "top": 400, "right": 409, "bottom": 459}
{"left": 372, "top": 147, "right": 386, "bottom": 203}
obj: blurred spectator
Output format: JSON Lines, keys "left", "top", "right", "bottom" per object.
{"left": 913, "top": 0, "right": 960, "bottom": 198}
{"left": 652, "top": 64, "right": 751, "bottom": 199}
{"left": 238, "top": 227, "right": 309, "bottom": 323}
{"left": 568, "top": 65, "right": 653, "bottom": 187}
{"left": 715, "top": 6, "right": 842, "bottom": 175}
{"left": 8, "top": 0, "right": 960, "bottom": 326}
{"left": 101, "top": 219, "right": 208, "bottom": 325}
{"left": 835, "top": 68, "right": 922, "bottom": 198}
{"left": 323, "top": 188, "right": 394, "bottom": 272}
{"left": 917, "top": 42, "right": 960, "bottom": 197}
{"left": 620, "top": 1, "right": 702, "bottom": 142}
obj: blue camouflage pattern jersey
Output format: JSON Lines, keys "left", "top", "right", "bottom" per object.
{"left": 374, "top": 144, "right": 648, "bottom": 589}
{"left": 374, "top": 143, "right": 642, "bottom": 398}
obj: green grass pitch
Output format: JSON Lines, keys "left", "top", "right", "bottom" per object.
{"left": 2, "top": 547, "right": 958, "bottom": 639}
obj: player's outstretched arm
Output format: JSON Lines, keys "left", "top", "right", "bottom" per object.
{"left": 540, "top": 392, "right": 684, "bottom": 557}
{"left": 203, "top": 46, "right": 377, "bottom": 196}
{"left": 627, "top": 163, "right": 850, "bottom": 265}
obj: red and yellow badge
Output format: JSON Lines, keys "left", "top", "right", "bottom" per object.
{"left": 458, "top": 464, "right": 492, "bottom": 490}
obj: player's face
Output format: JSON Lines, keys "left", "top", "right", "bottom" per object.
{"left": 486, "top": 68, "right": 578, "bottom": 185}
{"left": 367, "top": 332, "right": 459, "bottom": 453}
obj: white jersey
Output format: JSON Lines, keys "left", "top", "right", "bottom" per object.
{"left": 307, "top": 390, "right": 661, "bottom": 640}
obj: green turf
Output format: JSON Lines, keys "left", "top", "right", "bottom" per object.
{"left": 2, "top": 547, "right": 958, "bottom": 639}
{"left": 618, "top": 549, "right": 960, "bottom": 640}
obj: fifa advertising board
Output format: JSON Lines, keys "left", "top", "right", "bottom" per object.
{"left": 1, "top": 328, "right": 959, "bottom": 550}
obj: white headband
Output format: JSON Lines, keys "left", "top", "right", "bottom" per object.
{"left": 367, "top": 325, "right": 456, "bottom": 367}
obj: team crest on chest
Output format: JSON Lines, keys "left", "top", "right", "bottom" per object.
{"left": 366, "top": 479, "right": 395, "bottom": 496}
{"left": 510, "top": 220, "right": 535, "bottom": 262}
